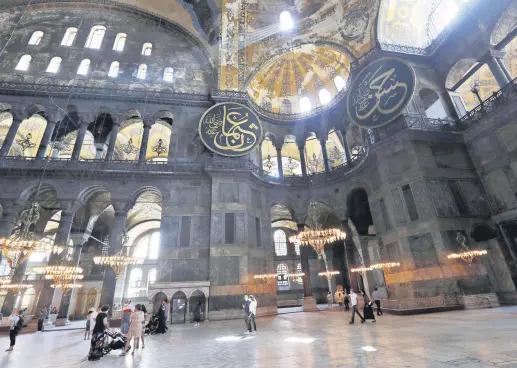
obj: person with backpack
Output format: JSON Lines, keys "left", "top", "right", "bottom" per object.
{"left": 5, "top": 310, "right": 21, "bottom": 352}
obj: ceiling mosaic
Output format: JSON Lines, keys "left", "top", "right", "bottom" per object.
{"left": 219, "top": 0, "right": 379, "bottom": 92}
{"left": 247, "top": 44, "right": 352, "bottom": 115}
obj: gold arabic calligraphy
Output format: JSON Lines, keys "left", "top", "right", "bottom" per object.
{"left": 352, "top": 65, "right": 409, "bottom": 122}
{"left": 203, "top": 104, "right": 260, "bottom": 153}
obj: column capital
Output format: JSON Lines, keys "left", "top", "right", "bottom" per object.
{"left": 142, "top": 118, "right": 155, "bottom": 128}
{"left": 112, "top": 201, "right": 132, "bottom": 215}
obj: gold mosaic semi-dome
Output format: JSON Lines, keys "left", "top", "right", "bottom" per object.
{"left": 247, "top": 44, "right": 352, "bottom": 118}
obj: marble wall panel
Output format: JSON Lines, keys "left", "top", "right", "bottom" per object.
{"left": 391, "top": 188, "right": 408, "bottom": 225}
{"left": 408, "top": 233, "right": 439, "bottom": 269}
{"left": 459, "top": 180, "right": 491, "bottom": 217}
{"left": 427, "top": 179, "right": 457, "bottom": 217}
{"left": 483, "top": 169, "right": 517, "bottom": 212}
{"left": 210, "top": 256, "right": 240, "bottom": 285}
{"left": 431, "top": 144, "right": 473, "bottom": 169}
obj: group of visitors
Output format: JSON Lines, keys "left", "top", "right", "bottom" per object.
{"left": 331, "top": 286, "right": 384, "bottom": 324}
{"left": 242, "top": 295, "right": 258, "bottom": 335}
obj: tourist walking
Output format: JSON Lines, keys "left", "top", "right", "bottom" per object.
{"left": 88, "top": 305, "right": 110, "bottom": 361}
{"left": 138, "top": 304, "right": 147, "bottom": 348}
{"left": 247, "top": 295, "right": 257, "bottom": 334}
{"left": 362, "top": 291, "right": 376, "bottom": 323}
{"left": 193, "top": 301, "right": 202, "bottom": 327}
{"left": 372, "top": 287, "right": 383, "bottom": 316}
{"left": 120, "top": 304, "right": 144, "bottom": 356}
{"left": 121, "top": 300, "right": 134, "bottom": 334}
{"left": 85, "top": 310, "right": 94, "bottom": 340}
{"left": 327, "top": 291, "right": 332, "bottom": 307}
{"left": 38, "top": 308, "right": 46, "bottom": 332}
{"left": 242, "top": 295, "right": 251, "bottom": 333}
{"left": 349, "top": 289, "right": 365, "bottom": 324}
{"left": 5, "top": 310, "right": 21, "bottom": 352}
{"left": 344, "top": 291, "right": 350, "bottom": 311}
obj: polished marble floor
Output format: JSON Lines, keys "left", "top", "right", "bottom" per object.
{"left": 2, "top": 306, "right": 517, "bottom": 368}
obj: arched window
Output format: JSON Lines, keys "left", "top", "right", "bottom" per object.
{"left": 108, "top": 61, "right": 119, "bottom": 78}
{"left": 46, "top": 57, "right": 62, "bottom": 73}
{"left": 77, "top": 59, "right": 90, "bottom": 75}
{"left": 61, "top": 27, "right": 77, "bottom": 46}
{"left": 274, "top": 229, "right": 287, "bottom": 256}
{"left": 163, "top": 67, "right": 174, "bottom": 82}
{"left": 281, "top": 99, "right": 292, "bottom": 114}
{"left": 141, "top": 43, "right": 152, "bottom": 56}
{"left": 277, "top": 263, "right": 289, "bottom": 287}
{"left": 295, "top": 263, "right": 303, "bottom": 283}
{"left": 261, "top": 97, "right": 272, "bottom": 111}
{"left": 334, "top": 75, "right": 347, "bottom": 91}
{"left": 137, "top": 64, "right": 147, "bottom": 79}
{"left": 279, "top": 11, "right": 293, "bottom": 31}
{"left": 0, "top": 258, "right": 9, "bottom": 276}
{"left": 128, "top": 268, "right": 143, "bottom": 297}
{"left": 134, "top": 232, "right": 160, "bottom": 260}
{"left": 85, "top": 25, "right": 106, "bottom": 49}
{"left": 20, "top": 288, "right": 35, "bottom": 309}
{"left": 318, "top": 88, "right": 331, "bottom": 105}
{"left": 148, "top": 268, "right": 157, "bottom": 288}
{"left": 300, "top": 96, "right": 312, "bottom": 113}
{"left": 113, "top": 33, "right": 127, "bottom": 51}
{"left": 15, "top": 54, "right": 31, "bottom": 71}
{"left": 294, "top": 241, "right": 300, "bottom": 256}
{"left": 28, "top": 31, "right": 44, "bottom": 46}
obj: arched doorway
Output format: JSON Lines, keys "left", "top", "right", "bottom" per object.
{"left": 189, "top": 290, "right": 206, "bottom": 322}
{"left": 152, "top": 291, "right": 168, "bottom": 315}
{"left": 85, "top": 288, "right": 97, "bottom": 312}
{"left": 170, "top": 291, "right": 186, "bottom": 324}
{"left": 75, "top": 289, "right": 86, "bottom": 316}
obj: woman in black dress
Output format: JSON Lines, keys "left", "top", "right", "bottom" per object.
{"left": 88, "top": 305, "right": 109, "bottom": 361}
{"left": 155, "top": 302, "right": 168, "bottom": 334}
{"left": 362, "top": 291, "right": 376, "bottom": 323}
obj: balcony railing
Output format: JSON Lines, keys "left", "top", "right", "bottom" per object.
{"left": 459, "top": 76, "right": 517, "bottom": 125}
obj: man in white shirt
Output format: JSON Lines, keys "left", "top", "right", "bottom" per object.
{"left": 372, "top": 287, "right": 383, "bottom": 316}
{"left": 6, "top": 310, "right": 20, "bottom": 352}
{"left": 349, "top": 289, "right": 365, "bottom": 324}
{"left": 247, "top": 295, "right": 257, "bottom": 334}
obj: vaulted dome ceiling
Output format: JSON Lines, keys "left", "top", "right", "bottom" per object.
{"left": 247, "top": 44, "right": 351, "bottom": 117}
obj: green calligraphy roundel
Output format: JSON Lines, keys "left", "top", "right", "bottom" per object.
{"left": 198, "top": 102, "right": 263, "bottom": 157}
{"left": 346, "top": 57, "right": 415, "bottom": 129}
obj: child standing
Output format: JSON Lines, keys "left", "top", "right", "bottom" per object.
{"left": 85, "top": 310, "right": 93, "bottom": 340}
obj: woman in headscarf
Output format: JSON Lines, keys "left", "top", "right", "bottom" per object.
{"left": 362, "top": 291, "right": 376, "bottom": 323}
{"left": 155, "top": 301, "right": 168, "bottom": 334}
{"left": 88, "top": 305, "right": 110, "bottom": 361}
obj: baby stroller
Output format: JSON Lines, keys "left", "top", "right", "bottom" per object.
{"left": 145, "top": 315, "right": 159, "bottom": 335}
{"left": 104, "top": 328, "right": 130, "bottom": 354}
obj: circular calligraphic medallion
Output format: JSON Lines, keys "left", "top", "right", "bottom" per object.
{"left": 198, "top": 102, "right": 263, "bottom": 157}
{"left": 346, "top": 57, "right": 415, "bottom": 129}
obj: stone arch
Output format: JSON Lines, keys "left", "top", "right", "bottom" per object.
{"left": 445, "top": 58, "right": 478, "bottom": 89}
{"left": 170, "top": 291, "right": 187, "bottom": 324}
{"left": 18, "top": 182, "right": 58, "bottom": 204}
{"left": 77, "top": 185, "right": 111, "bottom": 205}
{"left": 346, "top": 188, "right": 373, "bottom": 236}
{"left": 491, "top": 2, "right": 517, "bottom": 46}
{"left": 152, "top": 291, "right": 169, "bottom": 314}
{"left": 471, "top": 223, "right": 498, "bottom": 242}
{"left": 151, "top": 110, "right": 174, "bottom": 125}
{"left": 131, "top": 186, "right": 163, "bottom": 207}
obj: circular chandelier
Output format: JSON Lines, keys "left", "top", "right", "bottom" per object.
{"left": 318, "top": 270, "right": 340, "bottom": 278}
{"left": 254, "top": 272, "right": 305, "bottom": 280}
{"left": 34, "top": 265, "right": 84, "bottom": 293}
{"left": 93, "top": 255, "right": 144, "bottom": 279}
{"left": 1, "top": 282, "right": 33, "bottom": 294}
{"left": 289, "top": 228, "right": 346, "bottom": 248}
{"left": 351, "top": 263, "right": 401, "bottom": 273}
{"left": 447, "top": 232, "right": 488, "bottom": 266}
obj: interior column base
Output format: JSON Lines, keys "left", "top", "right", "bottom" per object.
{"left": 302, "top": 296, "right": 318, "bottom": 312}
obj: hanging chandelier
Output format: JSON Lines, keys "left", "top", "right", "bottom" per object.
{"left": 318, "top": 270, "right": 340, "bottom": 279}
{"left": 34, "top": 265, "right": 84, "bottom": 293}
{"left": 1, "top": 282, "right": 33, "bottom": 294}
{"left": 93, "top": 232, "right": 143, "bottom": 279}
{"left": 119, "top": 138, "right": 140, "bottom": 156}
{"left": 447, "top": 232, "right": 488, "bottom": 266}
{"left": 151, "top": 138, "right": 168, "bottom": 156}
{"left": 0, "top": 276, "right": 12, "bottom": 285}
{"left": 253, "top": 272, "right": 305, "bottom": 280}
{"left": 351, "top": 263, "right": 401, "bottom": 273}
{"left": 289, "top": 228, "right": 346, "bottom": 248}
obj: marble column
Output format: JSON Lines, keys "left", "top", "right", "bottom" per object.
{"left": 54, "top": 210, "right": 75, "bottom": 247}
{"left": 36, "top": 120, "right": 57, "bottom": 159}
{"left": 0, "top": 201, "right": 22, "bottom": 238}
{"left": 495, "top": 56, "right": 513, "bottom": 83}
{"left": 0, "top": 118, "right": 22, "bottom": 157}
{"left": 276, "top": 147, "right": 283, "bottom": 178}
{"left": 486, "top": 55, "right": 511, "bottom": 88}
{"left": 100, "top": 205, "right": 129, "bottom": 308}
{"left": 138, "top": 122, "right": 152, "bottom": 163}
{"left": 297, "top": 144, "right": 307, "bottom": 177}
{"left": 337, "top": 130, "right": 352, "bottom": 164}
{"left": 320, "top": 138, "right": 330, "bottom": 172}
{"left": 105, "top": 122, "right": 121, "bottom": 161}
{"left": 71, "top": 122, "right": 89, "bottom": 160}
{"left": 298, "top": 224, "right": 317, "bottom": 311}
